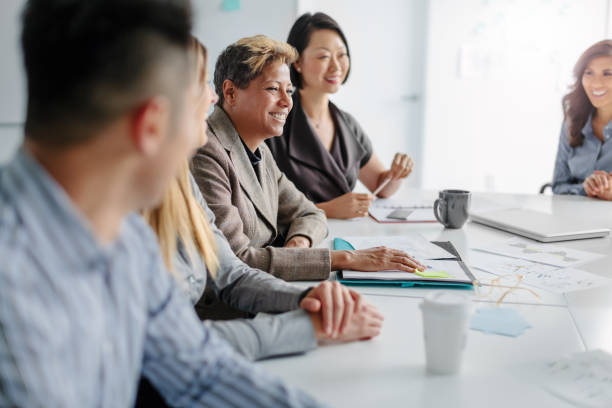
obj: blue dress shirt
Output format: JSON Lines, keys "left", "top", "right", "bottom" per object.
{"left": 552, "top": 116, "right": 612, "bottom": 195}
{"left": 0, "top": 149, "right": 321, "bottom": 407}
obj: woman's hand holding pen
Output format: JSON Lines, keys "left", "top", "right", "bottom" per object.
{"left": 373, "top": 152, "right": 414, "bottom": 197}
{"left": 583, "top": 170, "right": 612, "bottom": 200}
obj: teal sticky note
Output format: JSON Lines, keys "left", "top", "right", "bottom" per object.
{"left": 470, "top": 307, "right": 531, "bottom": 337}
{"left": 222, "top": 0, "right": 240, "bottom": 11}
{"left": 333, "top": 238, "right": 355, "bottom": 250}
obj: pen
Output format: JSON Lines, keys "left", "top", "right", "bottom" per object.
{"left": 372, "top": 177, "right": 392, "bottom": 196}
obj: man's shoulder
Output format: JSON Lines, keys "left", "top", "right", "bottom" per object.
{"left": 0, "top": 171, "right": 29, "bottom": 252}
{"left": 0, "top": 199, "right": 45, "bottom": 291}
{"left": 121, "top": 212, "right": 161, "bottom": 255}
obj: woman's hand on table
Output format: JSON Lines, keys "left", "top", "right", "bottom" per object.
{"left": 300, "top": 281, "right": 363, "bottom": 338}
{"left": 331, "top": 246, "right": 426, "bottom": 273}
{"left": 316, "top": 192, "right": 374, "bottom": 219}
{"left": 308, "top": 295, "right": 384, "bottom": 342}
{"left": 583, "top": 170, "right": 612, "bottom": 200}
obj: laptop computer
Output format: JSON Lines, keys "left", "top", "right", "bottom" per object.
{"left": 470, "top": 208, "right": 610, "bottom": 242}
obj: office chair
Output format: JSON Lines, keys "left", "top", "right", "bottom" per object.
{"left": 539, "top": 182, "right": 552, "bottom": 194}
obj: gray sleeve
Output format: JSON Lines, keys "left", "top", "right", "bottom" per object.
{"left": 208, "top": 309, "right": 317, "bottom": 361}
{"left": 188, "top": 173, "right": 307, "bottom": 313}
{"left": 552, "top": 122, "right": 586, "bottom": 195}
{"left": 141, "top": 249, "right": 323, "bottom": 408}
{"left": 172, "top": 243, "right": 207, "bottom": 305}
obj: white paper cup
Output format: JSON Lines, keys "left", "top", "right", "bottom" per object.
{"left": 419, "top": 291, "right": 472, "bottom": 375}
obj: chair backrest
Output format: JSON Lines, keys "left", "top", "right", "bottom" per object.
{"left": 539, "top": 182, "right": 552, "bottom": 194}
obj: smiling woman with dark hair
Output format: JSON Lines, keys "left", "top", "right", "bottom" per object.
{"left": 553, "top": 39, "right": 612, "bottom": 200}
{"left": 266, "top": 12, "right": 416, "bottom": 219}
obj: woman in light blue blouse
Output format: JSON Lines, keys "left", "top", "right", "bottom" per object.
{"left": 553, "top": 40, "right": 612, "bottom": 200}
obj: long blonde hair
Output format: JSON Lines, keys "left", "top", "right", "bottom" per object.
{"left": 142, "top": 36, "right": 219, "bottom": 278}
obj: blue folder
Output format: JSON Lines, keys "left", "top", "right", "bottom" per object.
{"left": 333, "top": 238, "right": 474, "bottom": 289}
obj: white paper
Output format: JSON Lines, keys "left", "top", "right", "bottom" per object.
{"left": 468, "top": 249, "right": 560, "bottom": 276}
{"left": 342, "top": 234, "right": 456, "bottom": 260}
{"left": 524, "top": 268, "right": 612, "bottom": 294}
{"left": 470, "top": 267, "right": 547, "bottom": 304}
{"left": 369, "top": 207, "right": 437, "bottom": 223}
{"left": 370, "top": 198, "right": 433, "bottom": 209}
{"left": 468, "top": 250, "right": 612, "bottom": 294}
{"left": 472, "top": 237, "right": 604, "bottom": 267}
{"left": 542, "top": 350, "right": 612, "bottom": 408}
{"left": 341, "top": 259, "right": 472, "bottom": 282}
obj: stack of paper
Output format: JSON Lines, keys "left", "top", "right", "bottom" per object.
{"left": 541, "top": 350, "right": 612, "bottom": 408}
{"left": 472, "top": 237, "right": 604, "bottom": 268}
{"left": 468, "top": 238, "right": 611, "bottom": 294}
{"left": 342, "top": 234, "right": 455, "bottom": 260}
{"left": 336, "top": 235, "right": 474, "bottom": 287}
{"left": 343, "top": 259, "right": 472, "bottom": 283}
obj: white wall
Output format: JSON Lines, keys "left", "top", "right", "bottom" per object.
{"left": 192, "top": 0, "right": 298, "bottom": 79}
{"left": 0, "top": 0, "right": 299, "bottom": 164}
{"left": 422, "top": 0, "right": 609, "bottom": 194}
{"left": 3, "top": 0, "right": 611, "bottom": 193}
{"left": 0, "top": 0, "right": 26, "bottom": 164}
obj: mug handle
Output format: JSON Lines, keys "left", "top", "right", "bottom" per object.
{"left": 434, "top": 198, "right": 447, "bottom": 225}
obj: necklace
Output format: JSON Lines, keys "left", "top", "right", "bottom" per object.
{"left": 306, "top": 113, "right": 323, "bottom": 129}
{"left": 304, "top": 103, "right": 328, "bottom": 130}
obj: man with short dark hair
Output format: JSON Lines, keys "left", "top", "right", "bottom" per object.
{"left": 0, "top": 0, "right": 321, "bottom": 406}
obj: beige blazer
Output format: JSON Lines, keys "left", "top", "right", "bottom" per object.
{"left": 191, "top": 107, "right": 331, "bottom": 281}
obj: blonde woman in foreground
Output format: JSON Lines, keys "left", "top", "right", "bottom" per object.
{"left": 143, "top": 36, "right": 383, "bottom": 360}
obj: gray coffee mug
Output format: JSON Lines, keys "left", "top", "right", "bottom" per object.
{"left": 434, "top": 190, "right": 471, "bottom": 229}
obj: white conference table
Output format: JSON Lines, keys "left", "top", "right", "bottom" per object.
{"left": 257, "top": 189, "right": 612, "bottom": 407}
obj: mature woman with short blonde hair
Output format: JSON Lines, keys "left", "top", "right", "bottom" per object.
{"left": 191, "top": 34, "right": 424, "bottom": 282}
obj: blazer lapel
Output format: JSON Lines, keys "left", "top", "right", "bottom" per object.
{"left": 256, "top": 155, "right": 279, "bottom": 221}
{"left": 208, "top": 107, "right": 277, "bottom": 229}
{"left": 329, "top": 102, "right": 368, "bottom": 176}
{"left": 286, "top": 96, "right": 351, "bottom": 193}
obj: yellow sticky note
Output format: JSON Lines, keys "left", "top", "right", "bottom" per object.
{"left": 415, "top": 270, "right": 452, "bottom": 278}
